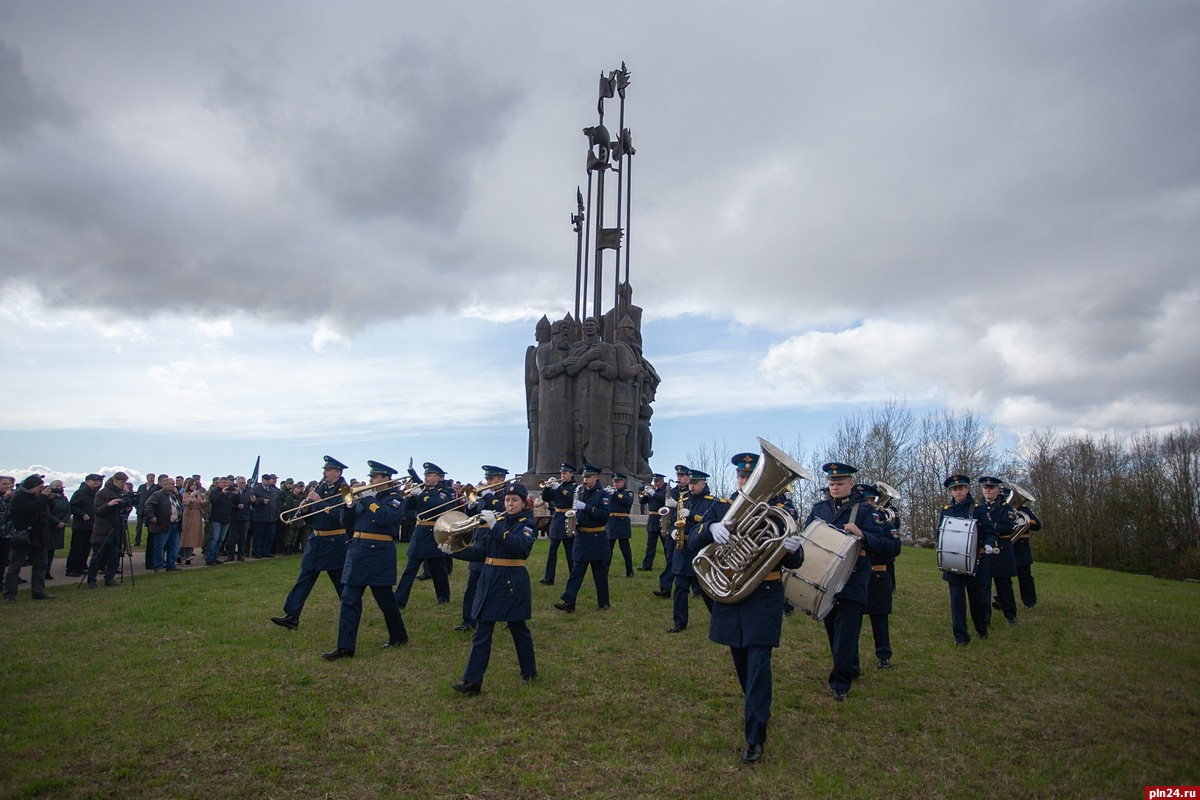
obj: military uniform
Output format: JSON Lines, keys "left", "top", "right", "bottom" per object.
{"left": 979, "top": 477, "right": 1019, "bottom": 624}
{"left": 556, "top": 465, "right": 613, "bottom": 611}
{"left": 667, "top": 470, "right": 719, "bottom": 632}
{"left": 856, "top": 485, "right": 902, "bottom": 668}
{"left": 394, "top": 463, "right": 455, "bottom": 608}
{"left": 652, "top": 467, "right": 690, "bottom": 599}
{"left": 448, "top": 484, "right": 537, "bottom": 693}
{"left": 605, "top": 474, "right": 635, "bottom": 577}
{"left": 689, "top": 501, "right": 803, "bottom": 763}
{"left": 939, "top": 476, "right": 998, "bottom": 646}
{"left": 540, "top": 464, "right": 577, "bottom": 584}
{"left": 458, "top": 466, "right": 509, "bottom": 631}
{"left": 324, "top": 462, "right": 408, "bottom": 659}
{"left": 1012, "top": 505, "right": 1040, "bottom": 608}
{"left": 638, "top": 476, "right": 668, "bottom": 570}
{"left": 274, "top": 457, "right": 351, "bottom": 630}
{"left": 805, "top": 463, "right": 889, "bottom": 698}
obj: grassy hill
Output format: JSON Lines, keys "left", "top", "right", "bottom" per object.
{"left": 2, "top": 532, "right": 1197, "bottom": 799}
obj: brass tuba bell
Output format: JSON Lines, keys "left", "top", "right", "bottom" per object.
{"left": 433, "top": 511, "right": 485, "bottom": 554}
{"left": 693, "top": 438, "right": 811, "bottom": 604}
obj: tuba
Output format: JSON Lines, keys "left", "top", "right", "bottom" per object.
{"left": 693, "top": 438, "right": 812, "bottom": 604}
{"left": 875, "top": 481, "right": 901, "bottom": 527}
{"left": 1007, "top": 482, "right": 1037, "bottom": 538}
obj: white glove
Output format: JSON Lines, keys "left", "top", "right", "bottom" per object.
{"left": 480, "top": 488, "right": 494, "bottom": 498}
{"left": 438, "top": 541, "right": 453, "bottom": 554}
{"left": 984, "top": 545, "right": 998, "bottom": 555}
{"left": 679, "top": 507, "right": 689, "bottom": 519}
{"left": 710, "top": 521, "right": 731, "bottom": 544}
{"left": 572, "top": 500, "right": 586, "bottom": 511}
{"left": 669, "top": 530, "right": 678, "bottom": 543}
{"left": 359, "top": 488, "right": 377, "bottom": 499}
{"left": 783, "top": 535, "right": 802, "bottom": 553}
{"left": 480, "top": 510, "right": 497, "bottom": 527}
{"left": 666, "top": 497, "right": 678, "bottom": 508}
{"left": 604, "top": 487, "right": 615, "bottom": 495}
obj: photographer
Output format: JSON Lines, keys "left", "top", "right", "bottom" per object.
{"left": 205, "top": 476, "right": 236, "bottom": 566}
{"left": 87, "top": 472, "right": 131, "bottom": 588}
{"left": 46, "top": 480, "right": 70, "bottom": 580}
{"left": 4, "top": 475, "right": 54, "bottom": 602}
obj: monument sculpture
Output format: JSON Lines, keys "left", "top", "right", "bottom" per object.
{"left": 524, "top": 64, "right": 659, "bottom": 481}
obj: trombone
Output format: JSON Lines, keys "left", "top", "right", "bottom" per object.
{"left": 279, "top": 476, "right": 417, "bottom": 524}
{"left": 416, "top": 477, "right": 518, "bottom": 523}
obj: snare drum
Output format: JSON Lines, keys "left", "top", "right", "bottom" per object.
{"left": 937, "top": 516, "right": 979, "bottom": 576}
{"left": 781, "top": 519, "right": 860, "bottom": 621}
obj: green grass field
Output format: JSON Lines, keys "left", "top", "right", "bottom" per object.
{"left": 2, "top": 531, "right": 1198, "bottom": 799}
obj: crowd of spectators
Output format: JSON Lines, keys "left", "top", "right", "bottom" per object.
{"left": 1, "top": 469, "right": 564, "bottom": 601}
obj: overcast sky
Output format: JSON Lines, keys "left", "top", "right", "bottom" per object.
{"left": 1, "top": 1, "right": 1197, "bottom": 482}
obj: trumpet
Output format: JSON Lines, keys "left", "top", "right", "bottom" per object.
{"left": 539, "top": 478, "right": 561, "bottom": 490}
{"left": 280, "top": 476, "right": 415, "bottom": 524}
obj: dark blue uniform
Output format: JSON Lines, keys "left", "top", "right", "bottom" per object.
{"left": 984, "top": 497, "right": 1019, "bottom": 624}
{"left": 460, "top": 486, "right": 505, "bottom": 630}
{"left": 394, "top": 482, "right": 455, "bottom": 607}
{"left": 559, "top": 483, "right": 612, "bottom": 609}
{"left": 940, "top": 494, "right": 998, "bottom": 645}
{"left": 805, "top": 497, "right": 889, "bottom": 693}
{"left": 605, "top": 487, "right": 635, "bottom": 577}
{"left": 639, "top": 483, "right": 668, "bottom": 570}
{"left": 336, "top": 488, "right": 408, "bottom": 652}
{"left": 689, "top": 519, "right": 803, "bottom": 748}
{"left": 670, "top": 488, "right": 719, "bottom": 630}
{"left": 541, "top": 479, "right": 577, "bottom": 583}
{"left": 281, "top": 478, "right": 349, "bottom": 620}
{"left": 1013, "top": 507, "right": 1040, "bottom": 608}
{"left": 862, "top": 507, "right": 902, "bottom": 664}
{"left": 451, "top": 509, "right": 538, "bottom": 685}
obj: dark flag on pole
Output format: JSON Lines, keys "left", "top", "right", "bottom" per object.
{"left": 596, "top": 228, "right": 623, "bottom": 250}
{"left": 249, "top": 456, "right": 261, "bottom": 488}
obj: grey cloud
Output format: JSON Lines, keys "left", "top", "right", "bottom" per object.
{"left": 0, "top": 39, "right": 75, "bottom": 144}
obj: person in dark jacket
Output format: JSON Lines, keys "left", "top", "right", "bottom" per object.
{"left": 250, "top": 474, "right": 280, "bottom": 558}
{"left": 553, "top": 463, "right": 612, "bottom": 612}
{"left": 140, "top": 475, "right": 164, "bottom": 568}
{"left": 455, "top": 465, "right": 509, "bottom": 632}
{"left": 144, "top": 477, "right": 183, "bottom": 573}
{"left": 637, "top": 473, "right": 668, "bottom": 571}
{"left": 87, "top": 473, "right": 130, "bottom": 588}
{"left": 689, "top": 481, "right": 805, "bottom": 765}
{"left": 226, "top": 476, "right": 252, "bottom": 561}
{"left": 45, "top": 480, "right": 71, "bottom": 580}
{"left": 4, "top": 475, "right": 55, "bottom": 602}
{"left": 939, "top": 474, "right": 999, "bottom": 646}
{"left": 979, "top": 476, "right": 1019, "bottom": 625}
{"left": 66, "top": 475, "right": 102, "bottom": 576}
{"left": 0, "top": 476, "right": 13, "bottom": 585}
{"left": 605, "top": 473, "right": 636, "bottom": 578}
{"left": 133, "top": 473, "right": 156, "bottom": 547}
{"left": 322, "top": 461, "right": 409, "bottom": 661}
{"left": 804, "top": 463, "right": 890, "bottom": 701}
{"left": 204, "top": 476, "right": 236, "bottom": 565}
{"left": 272, "top": 457, "right": 351, "bottom": 631}
{"left": 444, "top": 481, "right": 537, "bottom": 695}
{"left": 855, "top": 484, "right": 903, "bottom": 670}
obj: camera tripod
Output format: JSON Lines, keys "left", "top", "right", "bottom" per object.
{"left": 76, "top": 513, "right": 136, "bottom": 589}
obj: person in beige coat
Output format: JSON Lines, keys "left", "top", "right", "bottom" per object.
{"left": 179, "top": 479, "right": 205, "bottom": 566}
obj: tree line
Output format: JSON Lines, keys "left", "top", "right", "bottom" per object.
{"left": 686, "top": 401, "right": 1200, "bottom": 581}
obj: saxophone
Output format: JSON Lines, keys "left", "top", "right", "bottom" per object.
{"left": 564, "top": 483, "right": 582, "bottom": 536}
{"left": 674, "top": 489, "right": 690, "bottom": 550}
{"left": 693, "top": 438, "right": 812, "bottom": 604}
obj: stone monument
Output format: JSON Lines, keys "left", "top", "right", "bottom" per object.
{"left": 524, "top": 63, "right": 659, "bottom": 481}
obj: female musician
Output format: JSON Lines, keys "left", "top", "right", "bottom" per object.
{"left": 443, "top": 482, "right": 537, "bottom": 695}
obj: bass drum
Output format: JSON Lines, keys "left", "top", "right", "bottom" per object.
{"left": 937, "top": 516, "right": 979, "bottom": 576}
{"left": 781, "top": 520, "right": 859, "bottom": 621}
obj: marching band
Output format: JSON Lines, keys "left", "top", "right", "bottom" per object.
{"left": 267, "top": 446, "right": 1046, "bottom": 765}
